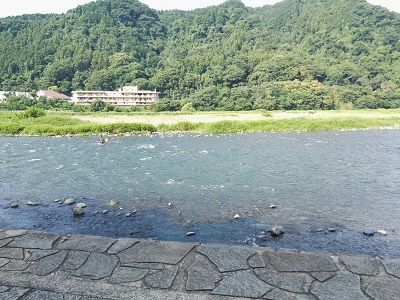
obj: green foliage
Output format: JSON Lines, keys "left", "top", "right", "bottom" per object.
{"left": 89, "top": 100, "right": 114, "bottom": 112}
{"left": 0, "top": 0, "right": 400, "bottom": 110}
{"left": 181, "top": 102, "right": 196, "bottom": 112}
{"left": 18, "top": 107, "right": 46, "bottom": 119}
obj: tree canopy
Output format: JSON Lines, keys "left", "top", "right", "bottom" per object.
{"left": 0, "top": 0, "right": 399, "bottom": 110}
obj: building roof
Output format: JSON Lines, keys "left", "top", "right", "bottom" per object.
{"left": 40, "top": 90, "right": 70, "bottom": 100}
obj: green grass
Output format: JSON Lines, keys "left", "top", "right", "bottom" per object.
{"left": 0, "top": 111, "right": 399, "bottom": 136}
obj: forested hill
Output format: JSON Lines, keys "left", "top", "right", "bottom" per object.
{"left": 0, "top": 0, "right": 399, "bottom": 110}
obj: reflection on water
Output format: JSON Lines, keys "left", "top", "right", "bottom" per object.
{"left": 0, "top": 130, "right": 400, "bottom": 256}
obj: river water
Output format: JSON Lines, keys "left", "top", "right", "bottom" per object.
{"left": 1, "top": 130, "right": 399, "bottom": 256}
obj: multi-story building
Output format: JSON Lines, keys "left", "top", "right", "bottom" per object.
{"left": 71, "top": 86, "right": 160, "bottom": 107}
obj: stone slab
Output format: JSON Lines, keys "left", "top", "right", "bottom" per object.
{"left": 109, "top": 267, "right": 148, "bottom": 284}
{"left": 248, "top": 253, "right": 266, "bottom": 268}
{"left": 255, "top": 269, "right": 313, "bottom": 293}
{"left": 310, "top": 272, "right": 368, "bottom": 300}
{"left": 264, "top": 288, "right": 315, "bottom": 300}
{"left": 0, "top": 258, "right": 9, "bottom": 268}
{"left": 197, "top": 245, "right": 255, "bottom": 272}
{"left": 0, "top": 230, "right": 26, "bottom": 240}
{"left": 186, "top": 255, "right": 222, "bottom": 291}
{"left": 108, "top": 239, "right": 138, "bottom": 255}
{"left": 25, "top": 251, "right": 68, "bottom": 276}
{"left": 62, "top": 251, "right": 90, "bottom": 270}
{"left": 310, "top": 272, "right": 336, "bottom": 282}
{"left": 9, "top": 232, "right": 59, "bottom": 250}
{"left": 118, "top": 241, "right": 194, "bottom": 265}
{"left": 74, "top": 252, "right": 118, "bottom": 280}
{"left": 340, "top": 255, "right": 379, "bottom": 275}
{"left": 0, "top": 248, "right": 24, "bottom": 260}
{"left": 0, "top": 259, "right": 30, "bottom": 271}
{"left": 366, "top": 275, "right": 400, "bottom": 300}
{"left": 212, "top": 270, "right": 273, "bottom": 298}
{"left": 266, "top": 251, "right": 337, "bottom": 272}
{"left": 144, "top": 266, "right": 179, "bottom": 289}
{"left": 381, "top": 258, "right": 400, "bottom": 278}
{"left": 0, "top": 286, "right": 30, "bottom": 299}
{"left": 56, "top": 235, "right": 116, "bottom": 253}
{"left": 25, "top": 249, "right": 59, "bottom": 261}
{"left": 24, "top": 290, "right": 64, "bottom": 300}
{"left": 0, "top": 238, "right": 13, "bottom": 248}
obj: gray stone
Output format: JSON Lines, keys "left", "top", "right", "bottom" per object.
{"left": 0, "top": 259, "right": 30, "bottom": 271}
{"left": 144, "top": 266, "right": 178, "bottom": 289}
{"left": 0, "top": 287, "right": 30, "bottom": 299}
{"left": 197, "top": 245, "right": 255, "bottom": 272}
{"left": 64, "top": 198, "right": 75, "bottom": 205}
{"left": 73, "top": 207, "right": 85, "bottom": 216}
{"left": 25, "top": 251, "right": 67, "bottom": 276}
{"left": 0, "top": 238, "right": 13, "bottom": 248}
{"left": 0, "top": 285, "right": 10, "bottom": 292}
{"left": 9, "top": 232, "right": 59, "bottom": 250}
{"left": 366, "top": 275, "right": 400, "bottom": 300}
{"left": 310, "top": 272, "right": 368, "bottom": 300}
{"left": 381, "top": 258, "right": 400, "bottom": 278}
{"left": 107, "top": 238, "right": 138, "bottom": 255}
{"left": 248, "top": 253, "right": 266, "bottom": 268}
{"left": 0, "top": 258, "right": 9, "bottom": 268}
{"left": 186, "top": 256, "right": 222, "bottom": 291}
{"left": 363, "top": 230, "right": 375, "bottom": 237}
{"left": 109, "top": 267, "right": 148, "bottom": 284}
{"left": 56, "top": 235, "right": 115, "bottom": 253}
{"left": 310, "top": 272, "right": 336, "bottom": 282}
{"left": 25, "top": 249, "right": 59, "bottom": 261}
{"left": 0, "top": 248, "right": 24, "bottom": 260}
{"left": 123, "top": 262, "right": 167, "bottom": 270}
{"left": 118, "top": 240, "right": 194, "bottom": 265}
{"left": 64, "top": 296, "right": 83, "bottom": 300}
{"left": 271, "top": 226, "right": 285, "bottom": 237}
{"left": 24, "top": 290, "right": 64, "bottom": 300}
{"left": 212, "top": 270, "right": 273, "bottom": 298}
{"left": 265, "top": 250, "right": 337, "bottom": 272}
{"left": 340, "top": 255, "right": 379, "bottom": 275}
{"left": 264, "top": 288, "right": 315, "bottom": 300}
{"left": 61, "top": 251, "right": 90, "bottom": 270}
{"left": 255, "top": 269, "right": 313, "bottom": 293}
{"left": 0, "top": 230, "right": 26, "bottom": 240}
{"left": 74, "top": 252, "right": 118, "bottom": 280}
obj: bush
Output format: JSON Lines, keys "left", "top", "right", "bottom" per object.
{"left": 181, "top": 102, "right": 196, "bottom": 112}
{"left": 19, "top": 107, "right": 46, "bottom": 118}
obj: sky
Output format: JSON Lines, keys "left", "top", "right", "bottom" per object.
{"left": 0, "top": 0, "right": 399, "bottom": 18}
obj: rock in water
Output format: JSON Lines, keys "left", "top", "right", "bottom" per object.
{"left": 168, "top": 203, "right": 173, "bottom": 209}
{"left": 186, "top": 232, "right": 196, "bottom": 237}
{"left": 102, "top": 210, "right": 109, "bottom": 215}
{"left": 270, "top": 204, "right": 277, "bottom": 209}
{"left": 271, "top": 226, "right": 285, "bottom": 237}
{"left": 363, "top": 230, "right": 375, "bottom": 237}
{"left": 109, "top": 200, "right": 118, "bottom": 208}
{"left": 64, "top": 198, "right": 75, "bottom": 205}
{"left": 73, "top": 207, "right": 85, "bottom": 216}
{"left": 234, "top": 214, "right": 241, "bottom": 220}
{"left": 11, "top": 203, "right": 19, "bottom": 208}
{"left": 327, "top": 228, "right": 337, "bottom": 233}
{"left": 377, "top": 230, "right": 387, "bottom": 236}
{"left": 76, "top": 203, "right": 86, "bottom": 209}
{"left": 27, "top": 201, "right": 38, "bottom": 206}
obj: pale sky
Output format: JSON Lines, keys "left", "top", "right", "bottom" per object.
{"left": 0, "top": 0, "right": 399, "bottom": 18}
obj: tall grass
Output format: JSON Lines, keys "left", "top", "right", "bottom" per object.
{"left": 0, "top": 111, "right": 399, "bottom": 136}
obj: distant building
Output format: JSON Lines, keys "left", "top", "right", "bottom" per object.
{"left": 71, "top": 86, "right": 160, "bottom": 107}
{"left": 38, "top": 90, "right": 70, "bottom": 100}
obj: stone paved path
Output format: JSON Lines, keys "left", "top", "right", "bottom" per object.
{"left": 0, "top": 230, "right": 399, "bottom": 299}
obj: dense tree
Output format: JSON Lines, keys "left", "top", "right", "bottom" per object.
{"left": 0, "top": 0, "right": 399, "bottom": 110}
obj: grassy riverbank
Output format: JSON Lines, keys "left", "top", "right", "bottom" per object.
{"left": 1, "top": 110, "right": 400, "bottom": 136}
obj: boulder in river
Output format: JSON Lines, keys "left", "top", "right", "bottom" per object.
{"left": 76, "top": 203, "right": 86, "bottom": 209}
{"left": 109, "top": 200, "right": 118, "bottom": 208}
{"left": 377, "top": 230, "right": 387, "bottom": 236}
{"left": 271, "top": 226, "right": 285, "bottom": 237}
{"left": 270, "top": 204, "right": 277, "bottom": 209}
{"left": 11, "top": 203, "right": 19, "bottom": 208}
{"left": 234, "top": 214, "right": 241, "bottom": 220}
{"left": 102, "top": 210, "right": 109, "bottom": 214}
{"left": 64, "top": 198, "right": 75, "bottom": 205}
{"left": 73, "top": 206, "right": 85, "bottom": 216}
{"left": 186, "top": 232, "right": 196, "bottom": 237}
{"left": 27, "top": 201, "right": 38, "bottom": 206}
{"left": 363, "top": 230, "right": 375, "bottom": 237}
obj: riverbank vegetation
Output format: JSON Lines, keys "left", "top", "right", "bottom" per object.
{"left": 1, "top": 110, "right": 399, "bottom": 136}
{"left": 0, "top": 0, "right": 399, "bottom": 111}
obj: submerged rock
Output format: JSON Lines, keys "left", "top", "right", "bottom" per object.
{"left": 76, "top": 203, "right": 86, "bottom": 209}
{"left": 11, "top": 202, "right": 19, "bottom": 208}
{"left": 186, "top": 232, "right": 196, "bottom": 237}
{"left": 270, "top": 204, "right": 277, "bottom": 209}
{"left": 125, "top": 213, "right": 132, "bottom": 217}
{"left": 109, "top": 200, "right": 118, "bottom": 208}
{"left": 377, "top": 230, "right": 387, "bottom": 236}
{"left": 102, "top": 210, "right": 109, "bottom": 215}
{"left": 53, "top": 199, "right": 60, "bottom": 203}
{"left": 234, "top": 214, "right": 241, "bottom": 220}
{"left": 363, "top": 230, "right": 375, "bottom": 237}
{"left": 64, "top": 198, "right": 75, "bottom": 205}
{"left": 27, "top": 201, "right": 38, "bottom": 206}
{"left": 327, "top": 228, "right": 337, "bottom": 233}
{"left": 168, "top": 203, "right": 173, "bottom": 209}
{"left": 271, "top": 226, "right": 285, "bottom": 237}
{"left": 73, "top": 207, "right": 85, "bottom": 216}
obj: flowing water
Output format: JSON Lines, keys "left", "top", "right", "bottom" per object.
{"left": 1, "top": 130, "right": 400, "bottom": 256}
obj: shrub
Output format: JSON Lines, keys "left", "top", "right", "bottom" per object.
{"left": 181, "top": 102, "right": 196, "bottom": 112}
{"left": 19, "top": 107, "right": 46, "bottom": 118}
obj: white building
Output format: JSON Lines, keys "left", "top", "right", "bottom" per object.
{"left": 71, "top": 86, "right": 160, "bottom": 107}
{"left": 0, "top": 91, "right": 34, "bottom": 103}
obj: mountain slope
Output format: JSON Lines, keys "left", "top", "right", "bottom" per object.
{"left": 0, "top": 0, "right": 399, "bottom": 110}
